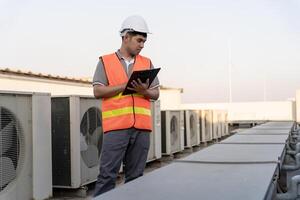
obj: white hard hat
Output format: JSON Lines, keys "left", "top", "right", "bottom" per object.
{"left": 120, "top": 15, "right": 151, "bottom": 36}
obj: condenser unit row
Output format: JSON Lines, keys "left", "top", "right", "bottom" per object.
{"left": 160, "top": 109, "right": 229, "bottom": 155}
{"left": 212, "top": 110, "right": 230, "bottom": 140}
{"left": 0, "top": 92, "right": 163, "bottom": 200}
{"left": 51, "top": 97, "right": 162, "bottom": 189}
{"left": 199, "top": 110, "right": 230, "bottom": 143}
{"left": 0, "top": 90, "right": 230, "bottom": 200}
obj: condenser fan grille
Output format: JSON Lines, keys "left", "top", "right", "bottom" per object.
{"left": 80, "top": 107, "right": 103, "bottom": 168}
{"left": 190, "top": 114, "right": 196, "bottom": 138}
{"left": 205, "top": 113, "right": 211, "bottom": 131}
{"left": 204, "top": 113, "right": 210, "bottom": 139}
{"left": 170, "top": 116, "right": 178, "bottom": 145}
{"left": 0, "top": 107, "right": 21, "bottom": 192}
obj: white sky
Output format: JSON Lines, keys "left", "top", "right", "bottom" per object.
{"left": 1, "top": 0, "right": 300, "bottom": 103}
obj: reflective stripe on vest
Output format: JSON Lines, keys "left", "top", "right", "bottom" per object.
{"left": 101, "top": 53, "right": 152, "bottom": 133}
{"left": 102, "top": 106, "right": 151, "bottom": 119}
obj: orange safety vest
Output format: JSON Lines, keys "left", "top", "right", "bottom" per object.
{"left": 101, "top": 53, "right": 152, "bottom": 133}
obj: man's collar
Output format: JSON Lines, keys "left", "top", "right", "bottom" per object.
{"left": 116, "top": 50, "right": 134, "bottom": 62}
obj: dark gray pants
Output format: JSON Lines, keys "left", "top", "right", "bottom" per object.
{"left": 93, "top": 128, "right": 150, "bottom": 197}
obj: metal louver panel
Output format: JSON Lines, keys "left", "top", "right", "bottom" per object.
{"left": 161, "top": 111, "right": 167, "bottom": 153}
{"left": 0, "top": 107, "right": 21, "bottom": 192}
{"left": 51, "top": 98, "right": 71, "bottom": 186}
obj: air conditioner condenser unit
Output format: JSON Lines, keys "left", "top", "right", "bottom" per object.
{"left": 212, "top": 110, "right": 222, "bottom": 140}
{"left": 220, "top": 110, "right": 229, "bottom": 137}
{"left": 161, "top": 110, "right": 184, "bottom": 155}
{"left": 147, "top": 100, "right": 162, "bottom": 162}
{"left": 51, "top": 95, "right": 102, "bottom": 188}
{"left": 0, "top": 91, "right": 52, "bottom": 200}
{"left": 184, "top": 110, "right": 200, "bottom": 148}
{"left": 200, "top": 110, "right": 213, "bottom": 142}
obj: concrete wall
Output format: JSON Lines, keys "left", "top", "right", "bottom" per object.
{"left": 297, "top": 90, "right": 300, "bottom": 123}
{"left": 159, "top": 89, "right": 182, "bottom": 110}
{"left": 181, "top": 101, "right": 296, "bottom": 122}
{"left": 228, "top": 101, "right": 296, "bottom": 121}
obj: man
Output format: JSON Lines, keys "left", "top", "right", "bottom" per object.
{"left": 92, "top": 15, "right": 160, "bottom": 197}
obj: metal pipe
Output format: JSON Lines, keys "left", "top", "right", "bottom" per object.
{"left": 292, "top": 129, "right": 300, "bottom": 136}
{"left": 287, "top": 143, "right": 300, "bottom": 155}
{"left": 286, "top": 143, "right": 295, "bottom": 151}
{"left": 289, "top": 141, "right": 298, "bottom": 150}
{"left": 276, "top": 175, "right": 300, "bottom": 200}
{"left": 291, "top": 136, "right": 300, "bottom": 143}
{"left": 282, "top": 153, "right": 300, "bottom": 171}
{"left": 291, "top": 133, "right": 300, "bottom": 139}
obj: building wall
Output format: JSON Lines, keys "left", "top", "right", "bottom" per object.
{"left": 227, "top": 101, "right": 296, "bottom": 121}
{"left": 0, "top": 74, "right": 182, "bottom": 110}
{"left": 159, "top": 89, "right": 182, "bottom": 110}
{"left": 2, "top": 73, "right": 295, "bottom": 122}
{"left": 181, "top": 101, "right": 296, "bottom": 121}
{"left": 0, "top": 74, "right": 94, "bottom": 96}
{"left": 297, "top": 90, "right": 300, "bottom": 123}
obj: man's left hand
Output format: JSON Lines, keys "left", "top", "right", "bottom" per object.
{"left": 127, "top": 78, "right": 150, "bottom": 94}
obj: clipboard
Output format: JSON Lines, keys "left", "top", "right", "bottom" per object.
{"left": 122, "top": 68, "right": 161, "bottom": 95}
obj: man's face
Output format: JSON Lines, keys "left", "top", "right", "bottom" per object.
{"left": 125, "top": 34, "right": 147, "bottom": 56}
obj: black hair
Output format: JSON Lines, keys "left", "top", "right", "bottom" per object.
{"left": 122, "top": 31, "right": 147, "bottom": 40}
{"left": 127, "top": 31, "right": 147, "bottom": 38}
